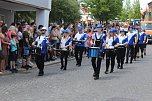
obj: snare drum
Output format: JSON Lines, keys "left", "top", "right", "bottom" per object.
{"left": 105, "top": 46, "right": 115, "bottom": 51}
{"left": 117, "top": 45, "right": 125, "bottom": 49}
{"left": 87, "top": 47, "right": 100, "bottom": 57}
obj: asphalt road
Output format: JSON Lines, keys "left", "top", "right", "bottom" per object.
{"left": 0, "top": 45, "right": 152, "bottom": 101}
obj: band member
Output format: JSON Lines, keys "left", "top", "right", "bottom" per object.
{"left": 134, "top": 29, "right": 140, "bottom": 60}
{"left": 125, "top": 26, "right": 136, "bottom": 64}
{"left": 60, "top": 29, "right": 72, "bottom": 70}
{"left": 144, "top": 32, "right": 148, "bottom": 55}
{"left": 137, "top": 26, "right": 147, "bottom": 58}
{"left": 74, "top": 26, "right": 87, "bottom": 67}
{"left": 105, "top": 28, "right": 118, "bottom": 74}
{"left": 32, "top": 27, "right": 49, "bottom": 76}
{"left": 116, "top": 29, "right": 127, "bottom": 69}
{"left": 91, "top": 24, "right": 106, "bottom": 80}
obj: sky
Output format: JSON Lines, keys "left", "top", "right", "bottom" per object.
{"left": 130, "top": 0, "right": 152, "bottom": 9}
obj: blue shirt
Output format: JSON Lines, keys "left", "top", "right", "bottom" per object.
{"left": 60, "top": 37, "right": 72, "bottom": 48}
{"left": 106, "top": 36, "right": 119, "bottom": 47}
{"left": 35, "top": 35, "right": 48, "bottom": 55}
{"left": 74, "top": 32, "right": 88, "bottom": 47}
{"left": 118, "top": 35, "right": 127, "bottom": 44}
{"left": 126, "top": 32, "right": 136, "bottom": 45}
{"left": 138, "top": 32, "right": 146, "bottom": 44}
{"left": 10, "top": 39, "right": 17, "bottom": 52}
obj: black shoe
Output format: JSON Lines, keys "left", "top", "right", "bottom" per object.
{"left": 38, "top": 73, "right": 43, "bottom": 76}
{"left": 77, "top": 64, "right": 81, "bottom": 67}
{"left": 120, "top": 65, "right": 123, "bottom": 69}
{"left": 63, "top": 68, "right": 66, "bottom": 70}
{"left": 5, "top": 66, "right": 10, "bottom": 70}
{"left": 125, "top": 62, "right": 128, "bottom": 64}
{"left": 14, "top": 68, "right": 18, "bottom": 73}
{"left": 141, "top": 55, "right": 143, "bottom": 58}
{"left": 117, "top": 65, "right": 120, "bottom": 69}
{"left": 11, "top": 69, "right": 16, "bottom": 73}
{"left": 60, "top": 66, "right": 64, "bottom": 70}
{"left": 27, "top": 65, "right": 32, "bottom": 68}
{"left": 130, "top": 61, "right": 132, "bottom": 64}
{"left": 93, "top": 73, "right": 96, "bottom": 77}
{"left": 76, "top": 63, "right": 79, "bottom": 66}
{"left": 38, "top": 72, "right": 44, "bottom": 76}
{"left": 110, "top": 70, "right": 114, "bottom": 73}
{"left": 50, "top": 58, "right": 55, "bottom": 61}
{"left": 94, "top": 76, "right": 99, "bottom": 80}
{"left": 144, "top": 53, "right": 146, "bottom": 55}
{"left": 21, "top": 66, "right": 29, "bottom": 70}
{"left": 104, "top": 71, "right": 108, "bottom": 74}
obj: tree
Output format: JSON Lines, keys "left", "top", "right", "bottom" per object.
{"left": 133, "top": 0, "right": 141, "bottom": 19}
{"left": 49, "top": 0, "right": 80, "bottom": 24}
{"left": 119, "top": 7, "right": 128, "bottom": 21}
{"left": 14, "top": 11, "right": 36, "bottom": 23}
{"left": 82, "top": 0, "right": 123, "bottom": 23}
{"left": 119, "top": 0, "right": 141, "bottom": 21}
{"left": 129, "top": 6, "right": 134, "bottom": 20}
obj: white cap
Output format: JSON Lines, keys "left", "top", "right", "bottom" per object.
{"left": 41, "top": 27, "right": 47, "bottom": 30}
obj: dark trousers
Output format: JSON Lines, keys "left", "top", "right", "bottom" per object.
{"left": 139, "top": 44, "right": 144, "bottom": 56}
{"left": 91, "top": 53, "right": 102, "bottom": 77}
{"left": 75, "top": 46, "right": 84, "bottom": 66}
{"left": 35, "top": 54, "right": 45, "bottom": 74}
{"left": 117, "top": 47, "right": 126, "bottom": 66}
{"left": 106, "top": 50, "right": 115, "bottom": 72}
{"left": 134, "top": 44, "right": 139, "bottom": 59}
{"left": 60, "top": 51, "right": 69, "bottom": 69}
{"left": 126, "top": 45, "right": 134, "bottom": 63}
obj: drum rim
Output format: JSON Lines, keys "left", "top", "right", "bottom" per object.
{"left": 89, "top": 47, "right": 100, "bottom": 49}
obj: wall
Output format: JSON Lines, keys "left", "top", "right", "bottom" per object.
{"left": 0, "top": 8, "right": 14, "bottom": 26}
{"left": 13, "top": 0, "right": 52, "bottom": 10}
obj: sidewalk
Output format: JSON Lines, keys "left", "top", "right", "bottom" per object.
{"left": 0, "top": 57, "right": 75, "bottom": 76}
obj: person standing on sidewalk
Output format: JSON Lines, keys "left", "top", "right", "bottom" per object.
{"left": 10, "top": 34, "right": 18, "bottom": 73}
{"left": 60, "top": 29, "right": 72, "bottom": 70}
{"left": 32, "top": 27, "right": 49, "bottom": 76}
{"left": 73, "top": 26, "right": 88, "bottom": 67}
{"left": 22, "top": 26, "right": 32, "bottom": 70}
{"left": 91, "top": 24, "right": 106, "bottom": 80}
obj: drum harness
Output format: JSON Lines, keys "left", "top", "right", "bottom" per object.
{"left": 92, "top": 32, "right": 104, "bottom": 58}
{"left": 94, "top": 32, "right": 103, "bottom": 48}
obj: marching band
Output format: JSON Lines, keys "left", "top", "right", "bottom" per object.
{"left": 28, "top": 24, "right": 148, "bottom": 80}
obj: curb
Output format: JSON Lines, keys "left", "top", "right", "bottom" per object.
{"left": 0, "top": 57, "right": 75, "bottom": 76}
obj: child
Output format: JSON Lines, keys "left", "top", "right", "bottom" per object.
{"left": 10, "top": 34, "right": 18, "bottom": 73}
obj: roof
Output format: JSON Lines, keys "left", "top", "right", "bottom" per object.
{"left": 3, "top": 0, "right": 51, "bottom": 10}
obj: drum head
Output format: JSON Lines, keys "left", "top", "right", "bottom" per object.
{"left": 89, "top": 47, "right": 100, "bottom": 49}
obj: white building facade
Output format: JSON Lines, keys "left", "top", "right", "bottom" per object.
{"left": 0, "top": 0, "right": 52, "bottom": 28}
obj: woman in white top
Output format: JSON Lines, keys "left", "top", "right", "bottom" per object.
{"left": 60, "top": 29, "right": 72, "bottom": 70}
{"left": 105, "top": 28, "right": 119, "bottom": 74}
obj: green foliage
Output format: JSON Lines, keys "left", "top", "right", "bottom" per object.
{"left": 14, "top": 11, "right": 36, "bottom": 23}
{"left": 49, "top": 0, "right": 80, "bottom": 24}
{"left": 119, "top": 7, "right": 127, "bottom": 21}
{"left": 120, "top": 0, "right": 141, "bottom": 21}
{"left": 133, "top": 0, "right": 141, "bottom": 19}
{"left": 82, "top": 0, "right": 123, "bottom": 22}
